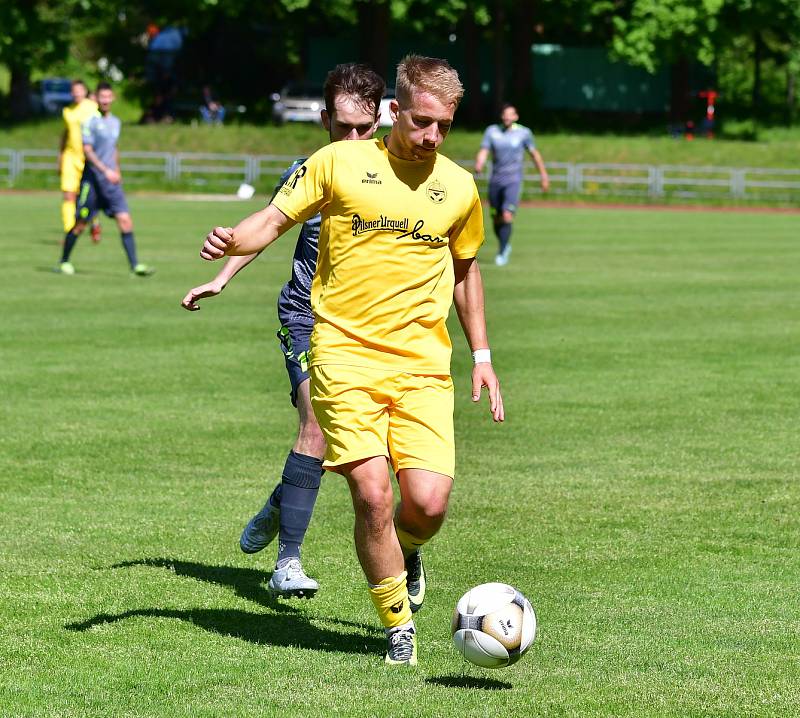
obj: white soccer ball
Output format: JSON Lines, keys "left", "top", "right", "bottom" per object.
{"left": 451, "top": 582, "right": 536, "bottom": 669}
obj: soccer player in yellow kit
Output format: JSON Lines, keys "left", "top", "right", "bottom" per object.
{"left": 198, "top": 55, "right": 504, "bottom": 666}
{"left": 58, "top": 80, "right": 100, "bottom": 240}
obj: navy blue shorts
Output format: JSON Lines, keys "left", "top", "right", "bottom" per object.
{"left": 76, "top": 176, "right": 129, "bottom": 221}
{"left": 488, "top": 180, "right": 522, "bottom": 216}
{"left": 276, "top": 320, "right": 312, "bottom": 407}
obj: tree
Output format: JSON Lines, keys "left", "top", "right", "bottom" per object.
{"left": 0, "top": 1, "right": 74, "bottom": 119}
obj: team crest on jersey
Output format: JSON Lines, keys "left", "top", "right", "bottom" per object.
{"left": 426, "top": 179, "right": 447, "bottom": 204}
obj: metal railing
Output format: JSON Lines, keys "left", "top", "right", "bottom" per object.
{"left": 2, "top": 148, "right": 799, "bottom": 203}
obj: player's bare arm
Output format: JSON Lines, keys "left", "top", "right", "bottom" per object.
{"left": 530, "top": 147, "right": 549, "bottom": 192}
{"left": 200, "top": 204, "right": 295, "bottom": 260}
{"left": 452, "top": 257, "right": 504, "bottom": 423}
{"left": 83, "top": 143, "right": 119, "bottom": 184}
{"left": 474, "top": 147, "right": 489, "bottom": 174}
{"left": 181, "top": 252, "right": 260, "bottom": 311}
{"left": 58, "top": 130, "right": 67, "bottom": 173}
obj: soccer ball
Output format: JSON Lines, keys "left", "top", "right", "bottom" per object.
{"left": 451, "top": 582, "right": 536, "bottom": 668}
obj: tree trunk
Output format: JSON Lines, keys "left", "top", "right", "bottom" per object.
{"left": 510, "top": 1, "right": 536, "bottom": 109}
{"left": 788, "top": 64, "right": 797, "bottom": 126}
{"left": 462, "top": 11, "right": 482, "bottom": 125}
{"left": 669, "top": 56, "right": 690, "bottom": 124}
{"left": 752, "top": 32, "right": 763, "bottom": 116}
{"left": 357, "top": 0, "right": 391, "bottom": 80}
{"left": 492, "top": 0, "right": 506, "bottom": 113}
{"left": 10, "top": 65, "right": 33, "bottom": 121}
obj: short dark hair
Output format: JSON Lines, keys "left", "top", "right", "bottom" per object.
{"left": 71, "top": 79, "right": 88, "bottom": 90}
{"left": 323, "top": 63, "right": 385, "bottom": 119}
{"left": 500, "top": 103, "right": 517, "bottom": 114}
{"left": 96, "top": 82, "right": 113, "bottom": 94}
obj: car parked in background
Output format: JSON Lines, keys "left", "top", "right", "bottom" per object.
{"left": 271, "top": 84, "right": 325, "bottom": 124}
{"left": 30, "top": 78, "right": 73, "bottom": 115}
{"left": 378, "top": 89, "right": 395, "bottom": 127}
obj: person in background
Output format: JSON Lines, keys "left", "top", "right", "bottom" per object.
{"left": 200, "top": 86, "right": 226, "bottom": 125}
{"left": 474, "top": 103, "right": 549, "bottom": 266}
{"left": 56, "top": 83, "right": 154, "bottom": 277}
{"left": 58, "top": 80, "right": 101, "bottom": 242}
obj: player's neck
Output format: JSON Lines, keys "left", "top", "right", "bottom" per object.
{"left": 385, "top": 132, "right": 436, "bottom": 163}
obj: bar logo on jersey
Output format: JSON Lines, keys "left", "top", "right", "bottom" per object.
{"left": 362, "top": 171, "right": 382, "bottom": 185}
{"left": 279, "top": 165, "right": 307, "bottom": 196}
{"left": 351, "top": 214, "right": 445, "bottom": 246}
{"left": 426, "top": 179, "right": 447, "bottom": 204}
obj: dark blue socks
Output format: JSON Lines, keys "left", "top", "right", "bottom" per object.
{"left": 121, "top": 232, "right": 138, "bottom": 268}
{"left": 61, "top": 231, "right": 79, "bottom": 263}
{"left": 496, "top": 222, "right": 512, "bottom": 255}
{"left": 275, "top": 451, "right": 323, "bottom": 565}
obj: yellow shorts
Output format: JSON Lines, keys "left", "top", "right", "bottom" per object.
{"left": 309, "top": 364, "right": 455, "bottom": 478}
{"left": 60, "top": 153, "right": 85, "bottom": 193}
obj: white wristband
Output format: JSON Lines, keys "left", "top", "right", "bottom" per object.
{"left": 472, "top": 348, "right": 492, "bottom": 364}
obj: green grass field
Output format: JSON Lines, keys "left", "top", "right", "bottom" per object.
{"left": 3, "top": 118, "right": 800, "bottom": 168}
{"left": 2, "top": 195, "right": 799, "bottom": 717}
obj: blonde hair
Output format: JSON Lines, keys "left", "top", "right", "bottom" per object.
{"left": 395, "top": 54, "right": 464, "bottom": 108}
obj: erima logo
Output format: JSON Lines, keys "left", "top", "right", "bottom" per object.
{"left": 362, "top": 171, "right": 382, "bottom": 185}
{"left": 390, "top": 600, "right": 404, "bottom": 614}
{"left": 501, "top": 620, "right": 512, "bottom": 636}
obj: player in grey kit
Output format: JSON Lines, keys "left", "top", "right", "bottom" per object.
{"left": 57, "top": 83, "right": 153, "bottom": 277}
{"left": 475, "top": 104, "right": 549, "bottom": 266}
{"left": 181, "top": 64, "right": 386, "bottom": 597}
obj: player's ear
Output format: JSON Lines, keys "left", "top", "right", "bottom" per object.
{"left": 321, "top": 109, "right": 331, "bottom": 130}
{"left": 389, "top": 99, "right": 400, "bottom": 122}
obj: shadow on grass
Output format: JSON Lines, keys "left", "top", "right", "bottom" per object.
{"left": 69, "top": 557, "right": 383, "bottom": 655}
{"left": 425, "top": 675, "right": 512, "bottom": 691}
{"left": 110, "top": 558, "right": 293, "bottom": 612}
{"left": 65, "top": 607, "right": 384, "bottom": 656}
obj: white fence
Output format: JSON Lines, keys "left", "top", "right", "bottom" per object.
{"left": 3, "top": 148, "right": 800, "bottom": 203}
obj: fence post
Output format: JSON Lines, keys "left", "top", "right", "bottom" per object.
{"left": 730, "top": 169, "right": 746, "bottom": 199}
{"left": 11, "top": 151, "right": 20, "bottom": 183}
{"left": 245, "top": 155, "right": 257, "bottom": 184}
{"left": 648, "top": 166, "right": 664, "bottom": 198}
{"left": 573, "top": 164, "right": 583, "bottom": 194}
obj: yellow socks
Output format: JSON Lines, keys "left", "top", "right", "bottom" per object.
{"left": 394, "top": 525, "right": 427, "bottom": 558}
{"left": 368, "top": 571, "right": 412, "bottom": 628}
{"left": 61, "top": 201, "right": 76, "bottom": 233}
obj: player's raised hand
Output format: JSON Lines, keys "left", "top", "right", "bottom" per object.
{"left": 181, "top": 279, "right": 225, "bottom": 311}
{"left": 200, "top": 226, "right": 233, "bottom": 261}
{"left": 471, "top": 363, "right": 504, "bottom": 423}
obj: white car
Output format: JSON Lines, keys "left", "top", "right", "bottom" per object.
{"left": 271, "top": 84, "right": 324, "bottom": 124}
{"left": 378, "top": 89, "right": 395, "bottom": 127}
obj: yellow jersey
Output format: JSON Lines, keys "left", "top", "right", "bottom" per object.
{"left": 271, "top": 137, "right": 484, "bottom": 374}
{"left": 62, "top": 99, "right": 98, "bottom": 157}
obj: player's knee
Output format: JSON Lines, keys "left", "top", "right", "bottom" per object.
{"left": 501, "top": 210, "right": 514, "bottom": 224}
{"left": 295, "top": 420, "right": 326, "bottom": 459}
{"left": 118, "top": 216, "right": 133, "bottom": 233}
{"left": 402, "top": 492, "right": 449, "bottom": 531}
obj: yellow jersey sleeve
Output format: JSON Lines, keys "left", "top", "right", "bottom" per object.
{"left": 449, "top": 183, "right": 484, "bottom": 259}
{"left": 271, "top": 144, "right": 334, "bottom": 224}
